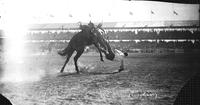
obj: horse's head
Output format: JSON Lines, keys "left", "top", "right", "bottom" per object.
{"left": 91, "top": 23, "right": 115, "bottom": 61}
{"left": 105, "top": 51, "right": 115, "bottom": 61}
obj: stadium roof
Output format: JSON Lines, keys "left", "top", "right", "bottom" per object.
{"left": 0, "top": 0, "right": 199, "bottom": 31}
{"left": 28, "top": 20, "right": 199, "bottom": 30}
{"left": 144, "top": 0, "right": 200, "bottom": 4}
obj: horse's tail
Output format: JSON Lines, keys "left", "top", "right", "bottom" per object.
{"left": 58, "top": 44, "right": 73, "bottom": 56}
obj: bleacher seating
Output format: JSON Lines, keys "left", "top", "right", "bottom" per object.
{"left": 25, "top": 29, "right": 200, "bottom": 53}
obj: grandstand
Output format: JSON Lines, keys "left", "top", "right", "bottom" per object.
{"left": 29, "top": 20, "right": 199, "bottom": 31}
{"left": 25, "top": 21, "right": 200, "bottom": 54}
{"left": 1, "top": 1, "right": 199, "bottom": 53}
{"left": 25, "top": 1, "right": 199, "bottom": 53}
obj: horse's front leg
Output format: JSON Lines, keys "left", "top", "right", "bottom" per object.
{"left": 74, "top": 48, "right": 84, "bottom": 74}
{"left": 94, "top": 43, "right": 104, "bottom": 62}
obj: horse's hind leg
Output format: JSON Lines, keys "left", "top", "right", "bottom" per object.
{"left": 60, "top": 51, "right": 73, "bottom": 73}
{"left": 74, "top": 48, "right": 84, "bottom": 74}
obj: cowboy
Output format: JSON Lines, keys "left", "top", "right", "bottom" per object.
{"left": 113, "top": 49, "right": 128, "bottom": 72}
{"left": 78, "top": 21, "right": 95, "bottom": 33}
{"left": 78, "top": 21, "right": 95, "bottom": 39}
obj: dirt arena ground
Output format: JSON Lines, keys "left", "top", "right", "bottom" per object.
{"left": 0, "top": 52, "right": 200, "bottom": 105}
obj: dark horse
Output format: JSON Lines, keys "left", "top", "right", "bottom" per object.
{"left": 0, "top": 94, "right": 13, "bottom": 105}
{"left": 58, "top": 23, "right": 115, "bottom": 73}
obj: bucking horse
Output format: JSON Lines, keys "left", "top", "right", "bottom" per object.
{"left": 58, "top": 22, "right": 115, "bottom": 74}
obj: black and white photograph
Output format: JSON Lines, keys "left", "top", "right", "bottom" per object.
{"left": 0, "top": 0, "right": 200, "bottom": 105}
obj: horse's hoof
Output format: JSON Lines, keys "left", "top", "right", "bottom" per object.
{"left": 75, "top": 69, "right": 80, "bottom": 74}
{"left": 60, "top": 70, "right": 64, "bottom": 73}
{"left": 118, "top": 68, "right": 124, "bottom": 72}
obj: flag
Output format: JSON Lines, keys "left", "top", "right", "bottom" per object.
{"left": 173, "top": 11, "right": 178, "bottom": 15}
{"left": 129, "top": 11, "right": 133, "bottom": 15}
{"left": 68, "top": 14, "right": 73, "bottom": 17}
{"left": 108, "top": 13, "right": 111, "bottom": 16}
{"left": 49, "top": 14, "right": 54, "bottom": 17}
{"left": 151, "top": 10, "right": 154, "bottom": 14}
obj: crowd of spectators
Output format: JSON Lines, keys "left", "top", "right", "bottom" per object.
{"left": 27, "top": 31, "right": 76, "bottom": 40}
{"left": 25, "top": 30, "right": 200, "bottom": 53}
{"left": 105, "top": 30, "right": 200, "bottom": 40}
{"left": 24, "top": 40, "right": 200, "bottom": 53}
{"left": 27, "top": 30, "right": 200, "bottom": 40}
{"left": 110, "top": 40, "right": 200, "bottom": 50}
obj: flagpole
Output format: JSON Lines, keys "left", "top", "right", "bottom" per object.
{"left": 199, "top": 4, "right": 200, "bottom": 31}
{"left": 151, "top": 11, "right": 152, "bottom": 27}
{"left": 150, "top": 10, "right": 154, "bottom": 27}
{"left": 88, "top": 13, "right": 92, "bottom": 23}
{"left": 172, "top": 3, "right": 175, "bottom": 26}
